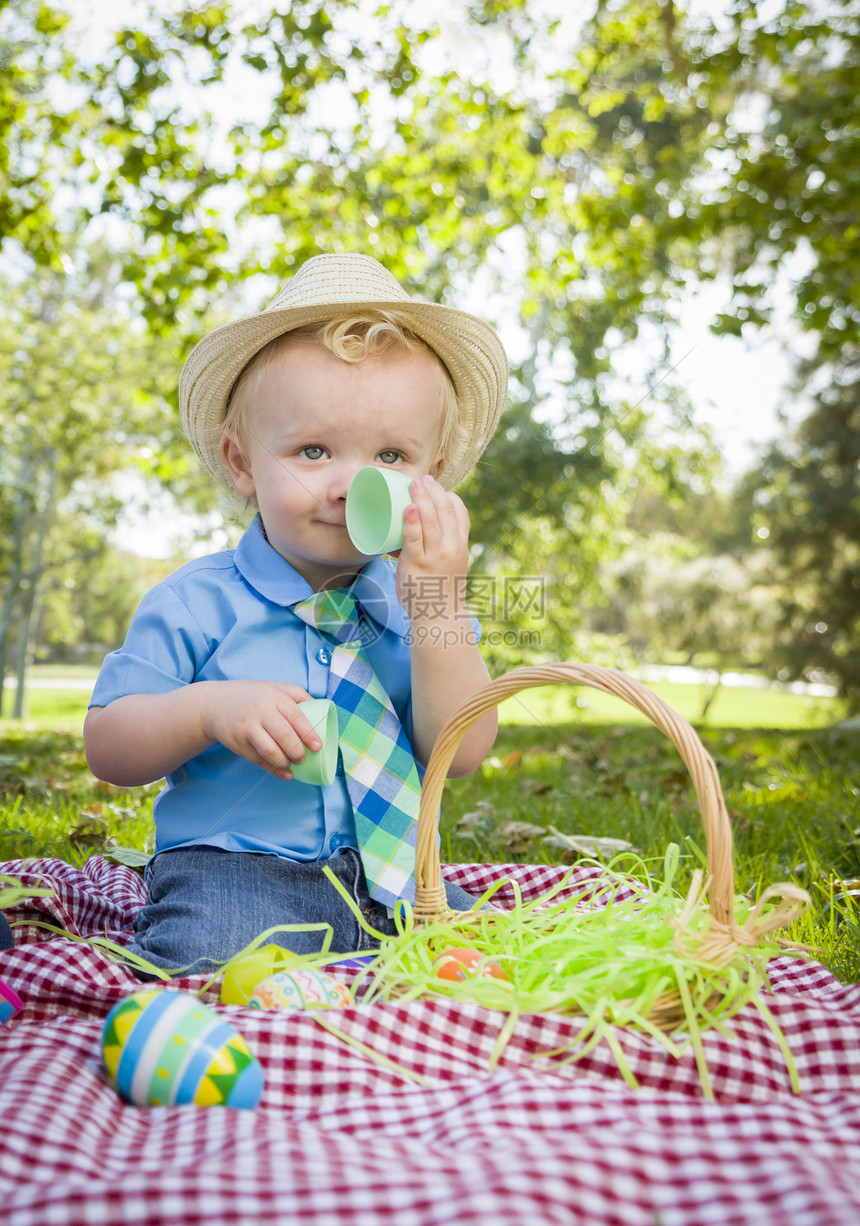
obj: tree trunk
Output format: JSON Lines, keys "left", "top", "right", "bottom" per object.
{"left": 10, "top": 587, "right": 35, "bottom": 720}
{"left": 698, "top": 676, "right": 722, "bottom": 722}
{"left": 10, "top": 451, "right": 57, "bottom": 719}
{"left": 0, "top": 434, "right": 36, "bottom": 717}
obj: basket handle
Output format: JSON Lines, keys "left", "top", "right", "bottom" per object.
{"left": 413, "top": 664, "right": 736, "bottom": 924}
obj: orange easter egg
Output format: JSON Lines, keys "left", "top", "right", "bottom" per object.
{"left": 434, "top": 947, "right": 509, "bottom": 983}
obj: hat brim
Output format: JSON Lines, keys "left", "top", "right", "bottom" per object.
{"left": 180, "top": 298, "right": 508, "bottom": 491}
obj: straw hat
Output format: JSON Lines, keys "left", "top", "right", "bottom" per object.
{"left": 179, "top": 253, "right": 508, "bottom": 491}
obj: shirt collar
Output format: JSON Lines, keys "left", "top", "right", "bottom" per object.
{"left": 234, "top": 514, "right": 410, "bottom": 638}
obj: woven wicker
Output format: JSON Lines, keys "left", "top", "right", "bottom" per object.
{"left": 412, "top": 664, "right": 810, "bottom": 984}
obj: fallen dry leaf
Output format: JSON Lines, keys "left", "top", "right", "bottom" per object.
{"left": 542, "top": 825, "right": 636, "bottom": 863}
{"left": 519, "top": 780, "right": 554, "bottom": 797}
{"left": 453, "top": 802, "right": 497, "bottom": 842}
{"left": 496, "top": 820, "right": 545, "bottom": 855}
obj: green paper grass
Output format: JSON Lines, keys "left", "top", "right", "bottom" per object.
{"left": 1, "top": 873, "right": 53, "bottom": 910}
{"left": 21, "top": 918, "right": 342, "bottom": 985}
{"left": 14, "top": 856, "right": 806, "bottom": 1097}
{"left": 325, "top": 848, "right": 807, "bottom": 1098}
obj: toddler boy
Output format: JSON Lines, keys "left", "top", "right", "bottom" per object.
{"left": 84, "top": 253, "right": 508, "bottom": 973}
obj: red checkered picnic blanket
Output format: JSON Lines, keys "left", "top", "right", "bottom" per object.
{"left": 1, "top": 855, "right": 858, "bottom": 1226}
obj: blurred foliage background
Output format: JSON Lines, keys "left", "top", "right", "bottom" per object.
{"left": 1, "top": 0, "right": 858, "bottom": 714}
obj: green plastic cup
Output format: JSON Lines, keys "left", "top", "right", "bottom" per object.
{"left": 291, "top": 698, "right": 338, "bottom": 787}
{"left": 345, "top": 466, "right": 414, "bottom": 555}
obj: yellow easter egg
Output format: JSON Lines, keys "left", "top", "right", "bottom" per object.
{"left": 220, "top": 944, "right": 299, "bottom": 1005}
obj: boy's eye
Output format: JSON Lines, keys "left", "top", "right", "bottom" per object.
{"left": 378, "top": 450, "right": 402, "bottom": 464}
{"left": 301, "top": 446, "right": 327, "bottom": 460}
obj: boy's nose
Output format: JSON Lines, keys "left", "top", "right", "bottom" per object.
{"left": 329, "top": 463, "right": 361, "bottom": 502}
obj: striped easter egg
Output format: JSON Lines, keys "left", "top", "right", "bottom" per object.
{"left": 248, "top": 968, "right": 353, "bottom": 1011}
{"left": 0, "top": 978, "right": 22, "bottom": 1024}
{"left": 101, "top": 989, "right": 263, "bottom": 1109}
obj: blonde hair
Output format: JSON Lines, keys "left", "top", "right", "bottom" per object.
{"left": 222, "top": 311, "right": 459, "bottom": 464}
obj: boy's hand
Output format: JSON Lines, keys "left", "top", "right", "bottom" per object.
{"left": 396, "top": 474, "right": 470, "bottom": 622}
{"left": 395, "top": 474, "right": 496, "bottom": 776}
{"left": 200, "top": 681, "right": 323, "bottom": 780}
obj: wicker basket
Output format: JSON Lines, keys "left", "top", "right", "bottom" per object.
{"left": 411, "top": 664, "right": 810, "bottom": 987}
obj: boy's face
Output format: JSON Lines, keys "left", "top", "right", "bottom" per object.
{"left": 222, "top": 340, "right": 446, "bottom": 589}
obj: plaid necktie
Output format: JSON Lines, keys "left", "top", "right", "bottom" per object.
{"left": 292, "top": 589, "right": 420, "bottom": 910}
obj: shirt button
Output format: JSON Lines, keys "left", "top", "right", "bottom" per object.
{"left": 316, "top": 647, "right": 330, "bottom": 665}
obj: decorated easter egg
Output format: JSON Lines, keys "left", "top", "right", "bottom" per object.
{"left": 248, "top": 968, "right": 353, "bottom": 1011}
{"left": 101, "top": 989, "right": 264, "bottom": 1109}
{"left": 0, "top": 978, "right": 22, "bottom": 1024}
{"left": 220, "top": 944, "right": 300, "bottom": 1006}
{"left": 434, "top": 947, "right": 509, "bottom": 983}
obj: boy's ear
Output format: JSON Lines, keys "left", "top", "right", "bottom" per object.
{"left": 430, "top": 452, "right": 445, "bottom": 480}
{"left": 221, "top": 432, "right": 256, "bottom": 498}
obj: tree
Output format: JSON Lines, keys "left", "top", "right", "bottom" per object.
{"left": 695, "top": 2, "right": 860, "bottom": 705}
{"left": 5, "top": 0, "right": 859, "bottom": 702}
{"left": 0, "top": 256, "right": 192, "bottom": 714}
{"left": 746, "top": 350, "right": 860, "bottom": 704}
{"left": 37, "top": 541, "right": 175, "bottom": 665}
{"left": 4, "top": 0, "right": 719, "bottom": 620}
{"left": 0, "top": 0, "right": 78, "bottom": 261}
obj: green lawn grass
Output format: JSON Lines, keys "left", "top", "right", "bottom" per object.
{"left": 7, "top": 670, "right": 845, "bottom": 731}
{"left": 2, "top": 681, "right": 858, "bottom": 981}
{"left": 498, "top": 679, "right": 843, "bottom": 730}
{"left": 7, "top": 689, "right": 92, "bottom": 730}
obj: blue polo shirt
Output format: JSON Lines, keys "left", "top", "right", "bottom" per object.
{"left": 89, "top": 515, "right": 422, "bottom": 862}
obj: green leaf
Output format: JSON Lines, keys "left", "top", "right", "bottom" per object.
{"left": 103, "top": 844, "right": 150, "bottom": 871}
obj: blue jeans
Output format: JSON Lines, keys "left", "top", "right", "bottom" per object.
{"left": 127, "top": 846, "right": 478, "bottom": 977}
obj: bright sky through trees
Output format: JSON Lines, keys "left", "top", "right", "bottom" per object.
{"left": 67, "top": 0, "right": 793, "bottom": 566}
